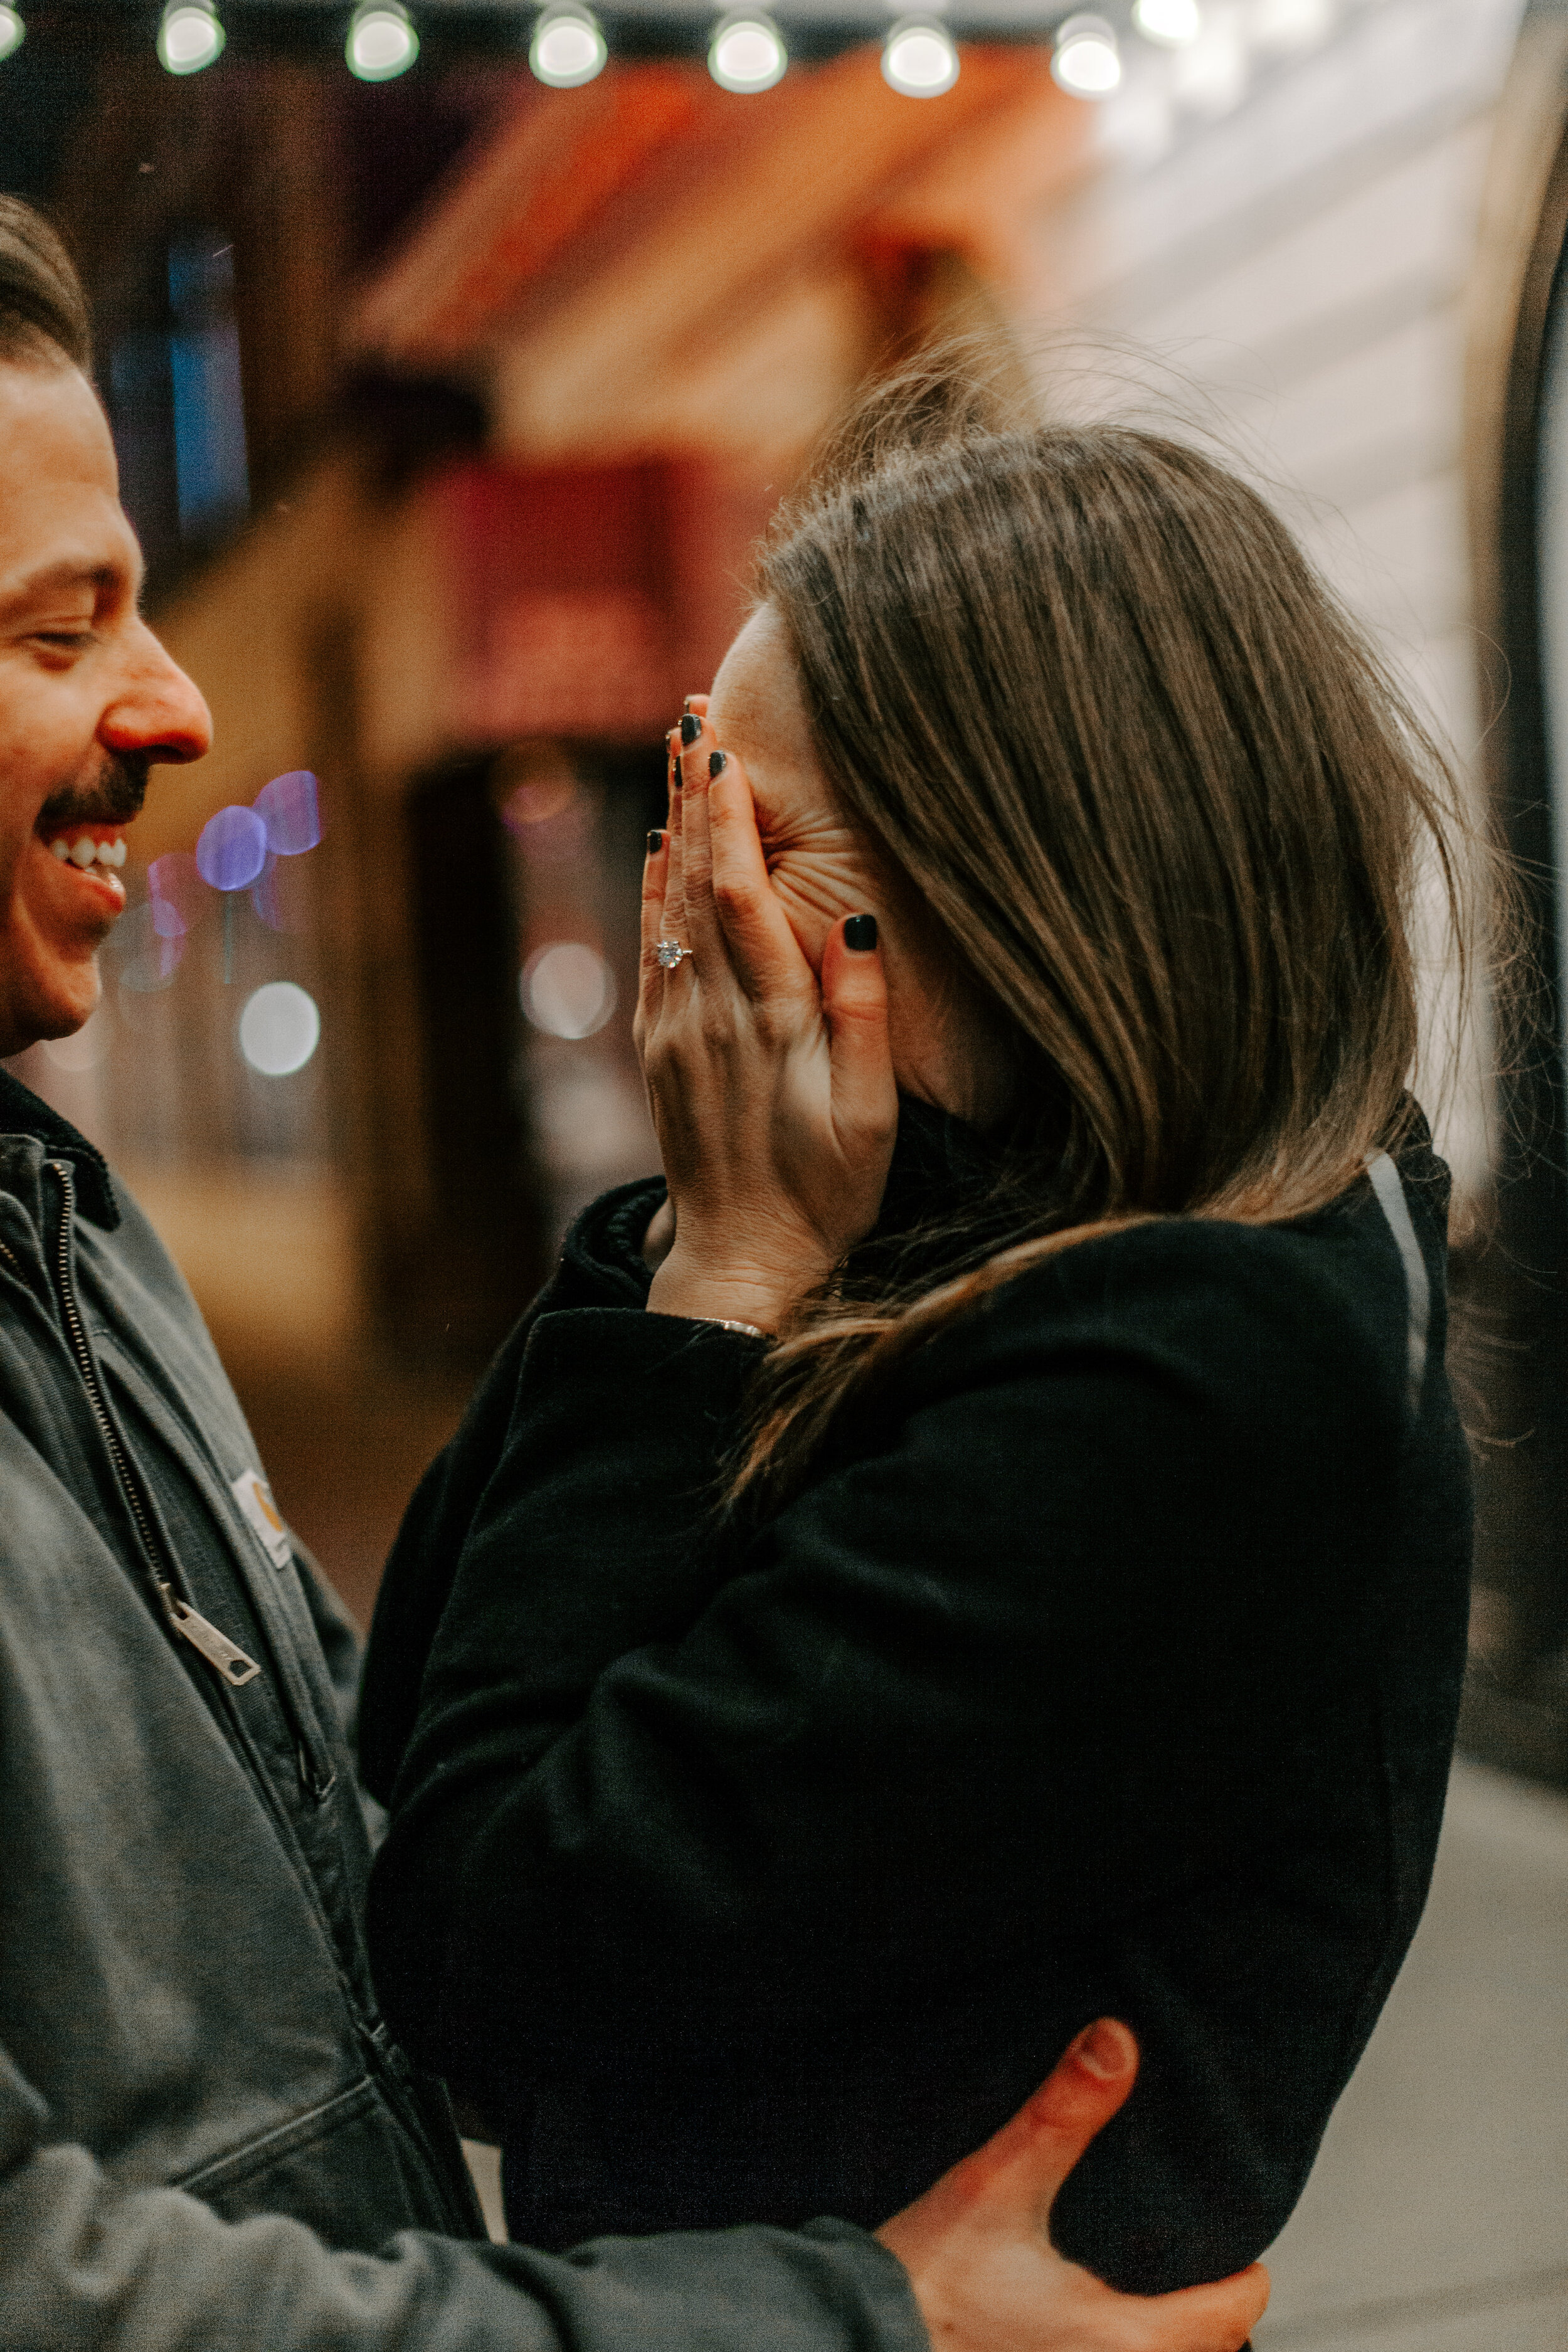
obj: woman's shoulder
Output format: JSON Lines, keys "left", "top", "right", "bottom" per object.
{"left": 901, "top": 1164, "right": 1430, "bottom": 1448}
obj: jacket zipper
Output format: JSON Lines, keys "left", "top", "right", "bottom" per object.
{"left": 32, "top": 1168, "right": 469, "bottom": 2220}
{"left": 46, "top": 1158, "right": 262, "bottom": 1690}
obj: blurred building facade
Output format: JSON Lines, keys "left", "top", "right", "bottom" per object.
{"left": 14, "top": 0, "right": 1568, "bottom": 1747}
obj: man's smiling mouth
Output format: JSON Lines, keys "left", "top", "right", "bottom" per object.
{"left": 46, "top": 822, "right": 127, "bottom": 872}
{"left": 38, "top": 820, "right": 129, "bottom": 909}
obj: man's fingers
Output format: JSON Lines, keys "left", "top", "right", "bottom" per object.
{"left": 880, "top": 2021, "right": 1140, "bottom": 2250}
{"left": 1140, "top": 2264, "right": 1271, "bottom": 2352}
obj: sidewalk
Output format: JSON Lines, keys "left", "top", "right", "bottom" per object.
{"left": 1257, "top": 1759, "right": 1568, "bottom": 2349}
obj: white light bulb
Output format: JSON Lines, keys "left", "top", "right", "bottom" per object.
{"left": 882, "top": 18, "right": 959, "bottom": 97}
{"left": 1052, "top": 14, "right": 1121, "bottom": 95}
{"left": 522, "top": 943, "right": 617, "bottom": 1041}
{"left": 347, "top": 3, "right": 418, "bottom": 82}
{"left": 0, "top": 7, "right": 24, "bottom": 63}
{"left": 530, "top": 7, "right": 606, "bottom": 86}
{"left": 1133, "top": 0, "right": 1200, "bottom": 45}
{"left": 1249, "top": 0, "right": 1335, "bottom": 51}
{"left": 709, "top": 14, "right": 787, "bottom": 91}
{"left": 238, "top": 983, "right": 320, "bottom": 1079}
{"left": 1172, "top": 14, "right": 1248, "bottom": 111}
{"left": 158, "top": 2, "right": 224, "bottom": 75}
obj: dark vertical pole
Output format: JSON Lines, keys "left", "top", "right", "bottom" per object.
{"left": 1464, "top": 118, "right": 1568, "bottom": 1780}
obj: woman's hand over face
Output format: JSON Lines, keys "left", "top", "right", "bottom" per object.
{"left": 879, "top": 2021, "right": 1269, "bottom": 2352}
{"left": 635, "top": 705, "right": 898, "bottom": 1335}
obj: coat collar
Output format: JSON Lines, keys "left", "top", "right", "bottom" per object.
{"left": 0, "top": 1067, "right": 120, "bottom": 1229}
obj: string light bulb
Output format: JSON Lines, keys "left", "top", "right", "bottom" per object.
{"left": 708, "top": 11, "right": 787, "bottom": 91}
{"left": 881, "top": 17, "right": 959, "bottom": 97}
{"left": 158, "top": 1, "right": 223, "bottom": 75}
{"left": 1051, "top": 14, "right": 1121, "bottom": 95}
{"left": 0, "top": 7, "right": 24, "bottom": 62}
{"left": 529, "top": 5, "right": 607, "bottom": 86}
{"left": 1132, "top": 0, "right": 1200, "bottom": 45}
{"left": 347, "top": 2, "right": 418, "bottom": 82}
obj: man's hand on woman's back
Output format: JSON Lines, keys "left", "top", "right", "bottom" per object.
{"left": 879, "top": 2021, "right": 1269, "bottom": 2352}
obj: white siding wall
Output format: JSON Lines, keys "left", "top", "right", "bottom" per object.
{"left": 1022, "top": 0, "right": 1528, "bottom": 1188}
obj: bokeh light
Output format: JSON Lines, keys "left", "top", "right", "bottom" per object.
{"left": 196, "top": 804, "right": 269, "bottom": 893}
{"left": 158, "top": 1, "right": 224, "bottom": 74}
{"left": 147, "top": 850, "right": 208, "bottom": 939}
{"left": 1052, "top": 16, "right": 1121, "bottom": 95}
{"left": 881, "top": 19, "right": 959, "bottom": 97}
{"left": 43, "top": 1007, "right": 111, "bottom": 1072}
{"left": 1133, "top": 0, "right": 1200, "bottom": 44}
{"left": 0, "top": 6, "right": 25, "bottom": 61}
{"left": 531, "top": 7, "right": 607, "bottom": 87}
{"left": 254, "top": 770, "right": 322, "bottom": 857}
{"left": 115, "top": 906, "right": 184, "bottom": 998}
{"left": 522, "top": 942, "right": 617, "bottom": 1041}
{"left": 238, "top": 982, "right": 320, "bottom": 1077}
{"left": 347, "top": 2, "right": 418, "bottom": 81}
{"left": 1249, "top": 0, "right": 1336, "bottom": 53}
{"left": 709, "top": 14, "right": 787, "bottom": 92}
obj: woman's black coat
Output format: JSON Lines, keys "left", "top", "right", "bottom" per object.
{"left": 359, "top": 1104, "right": 1472, "bottom": 2294}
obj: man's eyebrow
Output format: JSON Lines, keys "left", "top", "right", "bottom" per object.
{"left": 0, "top": 555, "right": 137, "bottom": 611}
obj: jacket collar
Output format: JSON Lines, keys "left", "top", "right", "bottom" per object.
{"left": 0, "top": 1067, "right": 120, "bottom": 1229}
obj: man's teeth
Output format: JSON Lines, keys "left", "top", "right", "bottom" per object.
{"left": 51, "top": 835, "right": 127, "bottom": 870}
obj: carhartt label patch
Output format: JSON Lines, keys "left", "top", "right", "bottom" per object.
{"left": 231, "top": 1468, "right": 292, "bottom": 1569}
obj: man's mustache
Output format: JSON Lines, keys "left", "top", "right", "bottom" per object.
{"left": 38, "top": 754, "right": 151, "bottom": 834}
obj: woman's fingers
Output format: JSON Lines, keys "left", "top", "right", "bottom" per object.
{"left": 635, "top": 825, "right": 670, "bottom": 1056}
{"left": 819, "top": 913, "right": 898, "bottom": 1158}
{"left": 674, "top": 712, "right": 728, "bottom": 970}
{"left": 707, "top": 748, "right": 815, "bottom": 997}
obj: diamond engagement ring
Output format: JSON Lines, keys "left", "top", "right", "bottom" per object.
{"left": 655, "top": 939, "right": 694, "bottom": 970}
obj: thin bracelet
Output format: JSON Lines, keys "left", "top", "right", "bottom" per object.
{"left": 707, "top": 1317, "right": 771, "bottom": 1340}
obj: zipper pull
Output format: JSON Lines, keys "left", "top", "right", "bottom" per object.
{"left": 157, "top": 1580, "right": 262, "bottom": 1687}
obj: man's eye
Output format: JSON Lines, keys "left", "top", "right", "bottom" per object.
{"left": 34, "top": 631, "right": 93, "bottom": 651}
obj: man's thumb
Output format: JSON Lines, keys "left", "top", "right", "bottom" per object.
{"left": 995, "top": 2018, "right": 1140, "bottom": 2217}
{"left": 880, "top": 2020, "right": 1139, "bottom": 2249}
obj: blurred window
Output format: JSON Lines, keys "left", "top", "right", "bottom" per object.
{"left": 106, "top": 226, "right": 249, "bottom": 576}
{"left": 167, "top": 235, "right": 250, "bottom": 540}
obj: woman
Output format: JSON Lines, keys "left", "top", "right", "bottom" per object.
{"left": 359, "top": 371, "right": 1480, "bottom": 2297}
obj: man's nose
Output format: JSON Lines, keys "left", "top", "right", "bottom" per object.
{"left": 101, "top": 620, "right": 214, "bottom": 766}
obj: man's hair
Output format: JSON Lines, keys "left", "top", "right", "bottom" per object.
{"left": 0, "top": 197, "right": 90, "bottom": 372}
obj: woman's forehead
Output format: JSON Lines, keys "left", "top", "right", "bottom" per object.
{"left": 709, "top": 605, "right": 827, "bottom": 820}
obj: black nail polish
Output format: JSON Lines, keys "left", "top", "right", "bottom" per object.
{"left": 680, "top": 713, "right": 702, "bottom": 746}
{"left": 647, "top": 829, "right": 665, "bottom": 854}
{"left": 709, "top": 750, "right": 727, "bottom": 778}
{"left": 844, "top": 913, "right": 878, "bottom": 952}
{"left": 670, "top": 753, "right": 683, "bottom": 790}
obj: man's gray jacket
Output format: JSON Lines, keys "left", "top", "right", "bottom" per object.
{"left": 0, "top": 1071, "right": 924, "bottom": 2352}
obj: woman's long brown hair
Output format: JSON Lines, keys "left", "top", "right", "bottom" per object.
{"left": 731, "top": 356, "right": 1500, "bottom": 1511}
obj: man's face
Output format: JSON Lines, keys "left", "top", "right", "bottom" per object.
{"left": 0, "top": 359, "right": 211, "bottom": 1057}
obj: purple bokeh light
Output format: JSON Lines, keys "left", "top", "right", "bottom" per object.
{"left": 255, "top": 770, "right": 321, "bottom": 857}
{"left": 196, "top": 805, "right": 268, "bottom": 893}
{"left": 147, "top": 851, "right": 208, "bottom": 939}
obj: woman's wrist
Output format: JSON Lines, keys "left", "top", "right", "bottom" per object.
{"left": 646, "top": 1243, "right": 818, "bottom": 1336}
